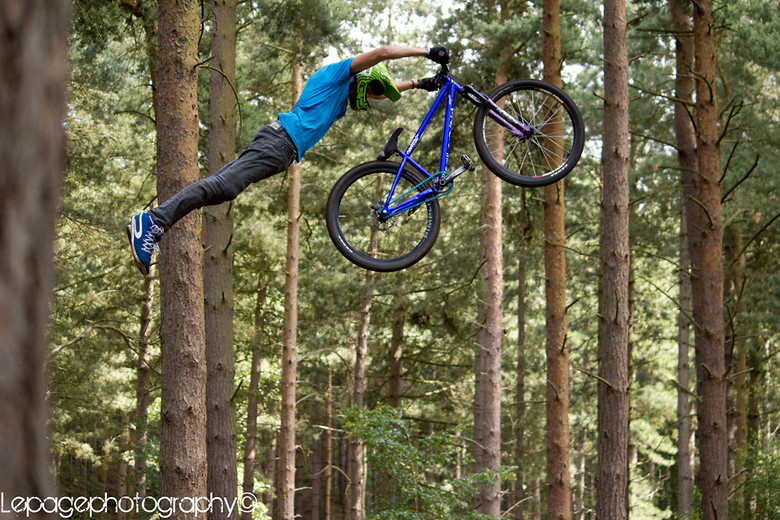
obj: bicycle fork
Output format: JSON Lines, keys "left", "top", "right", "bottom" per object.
{"left": 461, "top": 85, "right": 535, "bottom": 140}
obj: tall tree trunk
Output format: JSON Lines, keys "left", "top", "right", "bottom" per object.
{"left": 473, "top": 8, "right": 507, "bottom": 517}
{"left": 0, "top": 0, "right": 68, "bottom": 512}
{"left": 205, "top": 1, "right": 238, "bottom": 518}
{"left": 264, "top": 432, "right": 278, "bottom": 518}
{"left": 725, "top": 228, "right": 746, "bottom": 515}
{"left": 347, "top": 274, "right": 375, "bottom": 520}
{"left": 597, "top": 0, "right": 631, "bottom": 519}
{"left": 157, "top": 0, "right": 208, "bottom": 515}
{"left": 243, "top": 274, "right": 270, "bottom": 520}
{"left": 117, "top": 6, "right": 158, "bottom": 506}
{"left": 723, "top": 227, "right": 747, "bottom": 517}
{"left": 277, "top": 47, "right": 303, "bottom": 520}
{"left": 745, "top": 336, "right": 764, "bottom": 516}
{"left": 388, "top": 304, "right": 405, "bottom": 408}
{"left": 689, "top": 2, "right": 728, "bottom": 519}
{"left": 132, "top": 275, "right": 155, "bottom": 501}
{"left": 677, "top": 212, "right": 695, "bottom": 517}
{"left": 511, "top": 256, "right": 527, "bottom": 520}
{"left": 323, "top": 370, "right": 333, "bottom": 520}
{"left": 542, "top": 1, "right": 571, "bottom": 519}
{"left": 346, "top": 172, "right": 384, "bottom": 520}
{"left": 668, "top": 0, "right": 697, "bottom": 514}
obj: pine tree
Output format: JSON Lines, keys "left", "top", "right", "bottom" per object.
{"left": 157, "top": 0, "right": 208, "bottom": 514}
{"left": 0, "top": 0, "right": 68, "bottom": 508}
{"left": 668, "top": 1, "right": 697, "bottom": 514}
{"left": 277, "top": 44, "right": 304, "bottom": 520}
{"left": 690, "top": 1, "right": 728, "bottom": 518}
{"left": 204, "top": 0, "right": 239, "bottom": 517}
{"left": 596, "top": 0, "right": 631, "bottom": 518}
{"left": 542, "top": 1, "right": 572, "bottom": 518}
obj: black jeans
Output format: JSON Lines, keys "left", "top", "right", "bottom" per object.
{"left": 150, "top": 121, "right": 297, "bottom": 230}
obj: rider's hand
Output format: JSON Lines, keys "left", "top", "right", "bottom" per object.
{"left": 415, "top": 77, "right": 442, "bottom": 91}
{"left": 426, "top": 47, "right": 450, "bottom": 65}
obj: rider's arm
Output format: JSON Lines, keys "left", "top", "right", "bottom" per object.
{"left": 349, "top": 46, "right": 427, "bottom": 74}
{"left": 394, "top": 80, "right": 415, "bottom": 93}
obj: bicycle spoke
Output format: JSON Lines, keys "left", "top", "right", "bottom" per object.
{"left": 337, "top": 171, "right": 432, "bottom": 261}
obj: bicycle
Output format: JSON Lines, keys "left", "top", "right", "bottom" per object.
{"left": 326, "top": 63, "right": 584, "bottom": 272}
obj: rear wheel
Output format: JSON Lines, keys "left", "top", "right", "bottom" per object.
{"left": 473, "top": 79, "right": 584, "bottom": 187}
{"left": 326, "top": 161, "right": 441, "bottom": 272}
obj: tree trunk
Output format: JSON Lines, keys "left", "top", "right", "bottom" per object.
{"left": 347, "top": 274, "right": 374, "bottom": 520}
{"left": 117, "top": 7, "right": 158, "bottom": 506}
{"left": 243, "top": 275, "right": 270, "bottom": 520}
{"left": 0, "top": 0, "right": 68, "bottom": 513}
{"left": 668, "top": 0, "right": 697, "bottom": 514}
{"left": 388, "top": 304, "right": 405, "bottom": 408}
{"left": 277, "top": 47, "right": 303, "bottom": 520}
{"left": 689, "top": 2, "right": 728, "bottom": 519}
{"left": 473, "top": 9, "right": 507, "bottom": 517}
{"left": 205, "top": 1, "right": 238, "bottom": 518}
{"left": 677, "top": 211, "right": 695, "bottom": 517}
{"left": 511, "top": 257, "right": 526, "bottom": 520}
{"left": 132, "top": 275, "right": 155, "bottom": 501}
{"left": 542, "top": 1, "right": 572, "bottom": 519}
{"left": 323, "top": 370, "right": 333, "bottom": 520}
{"left": 724, "top": 227, "right": 746, "bottom": 515}
{"left": 157, "top": 0, "right": 208, "bottom": 516}
{"left": 597, "top": 0, "right": 631, "bottom": 519}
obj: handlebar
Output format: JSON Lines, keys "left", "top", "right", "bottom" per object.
{"left": 433, "top": 64, "right": 450, "bottom": 90}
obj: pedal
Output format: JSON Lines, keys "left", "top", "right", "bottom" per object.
{"left": 460, "top": 154, "right": 475, "bottom": 171}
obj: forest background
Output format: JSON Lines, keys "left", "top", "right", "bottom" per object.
{"left": 4, "top": 0, "right": 778, "bottom": 519}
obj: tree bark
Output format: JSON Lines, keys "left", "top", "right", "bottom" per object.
{"left": 0, "top": 0, "right": 68, "bottom": 514}
{"left": 725, "top": 228, "right": 747, "bottom": 516}
{"left": 276, "top": 47, "right": 303, "bottom": 520}
{"left": 115, "top": 7, "right": 159, "bottom": 506}
{"left": 242, "top": 275, "right": 269, "bottom": 520}
{"left": 597, "top": 0, "right": 631, "bottom": 519}
{"left": 157, "top": 0, "right": 208, "bottom": 516}
{"left": 668, "top": 0, "right": 697, "bottom": 514}
{"left": 131, "top": 275, "right": 155, "bottom": 502}
{"left": 511, "top": 257, "right": 526, "bottom": 520}
{"left": 689, "top": 2, "right": 728, "bottom": 519}
{"left": 473, "top": 8, "right": 507, "bottom": 517}
{"left": 205, "top": 1, "right": 238, "bottom": 518}
{"left": 388, "top": 304, "right": 405, "bottom": 408}
{"left": 347, "top": 275, "right": 374, "bottom": 520}
{"left": 323, "top": 370, "right": 333, "bottom": 520}
{"left": 542, "top": 1, "right": 572, "bottom": 519}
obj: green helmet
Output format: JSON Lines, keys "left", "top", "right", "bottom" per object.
{"left": 351, "top": 62, "right": 401, "bottom": 111}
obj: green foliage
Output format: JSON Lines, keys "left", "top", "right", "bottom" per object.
{"left": 738, "top": 440, "right": 780, "bottom": 520}
{"left": 343, "top": 405, "right": 512, "bottom": 520}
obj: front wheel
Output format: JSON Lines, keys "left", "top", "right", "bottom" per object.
{"left": 473, "top": 79, "right": 585, "bottom": 187}
{"left": 326, "top": 161, "right": 441, "bottom": 272}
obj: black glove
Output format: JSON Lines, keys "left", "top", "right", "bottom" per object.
{"left": 426, "top": 46, "right": 450, "bottom": 65}
{"left": 415, "top": 77, "right": 442, "bottom": 91}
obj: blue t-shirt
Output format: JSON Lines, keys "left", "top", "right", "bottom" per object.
{"left": 278, "top": 58, "right": 353, "bottom": 161}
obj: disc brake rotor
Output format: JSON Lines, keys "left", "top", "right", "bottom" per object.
{"left": 369, "top": 207, "right": 396, "bottom": 231}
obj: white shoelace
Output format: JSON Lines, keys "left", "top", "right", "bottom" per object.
{"left": 140, "top": 225, "right": 164, "bottom": 254}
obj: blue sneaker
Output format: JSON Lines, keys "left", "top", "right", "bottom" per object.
{"left": 127, "top": 212, "right": 164, "bottom": 275}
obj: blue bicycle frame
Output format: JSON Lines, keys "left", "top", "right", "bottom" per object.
{"left": 377, "top": 75, "right": 532, "bottom": 220}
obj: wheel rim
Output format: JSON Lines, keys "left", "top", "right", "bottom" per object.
{"left": 336, "top": 170, "right": 434, "bottom": 264}
{"left": 482, "top": 86, "right": 578, "bottom": 180}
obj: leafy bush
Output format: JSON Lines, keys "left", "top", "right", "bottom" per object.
{"left": 343, "top": 405, "right": 513, "bottom": 520}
